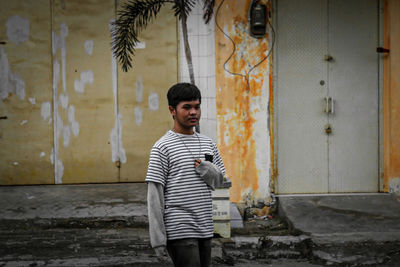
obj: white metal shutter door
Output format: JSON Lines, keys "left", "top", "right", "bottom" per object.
{"left": 328, "top": 0, "right": 379, "bottom": 192}
{"left": 276, "top": 0, "right": 329, "bottom": 193}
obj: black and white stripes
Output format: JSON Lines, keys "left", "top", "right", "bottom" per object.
{"left": 146, "top": 130, "right": 225, "bottom": 240}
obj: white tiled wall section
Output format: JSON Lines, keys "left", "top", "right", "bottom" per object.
{"left": 179, "top": 2, "right": 217, "bottom": 141}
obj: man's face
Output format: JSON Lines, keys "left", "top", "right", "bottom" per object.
{"left": 169, "top": 99, "right": 201, "bottom": 130}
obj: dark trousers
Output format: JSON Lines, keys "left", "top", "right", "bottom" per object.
{"left": 167, "top": 238, "right": 212, "bottom": 267}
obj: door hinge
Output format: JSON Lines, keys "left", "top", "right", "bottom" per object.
{"left": 377, "top": 47, "right": 390, "bottom": 54}
{"left": 324, "top": 55, "right": 334, "bottom": 62}
{"left": 115, "top": 160, "right": 121, "bottom": 168}
{"left": 325, "top": 123, "right": 333, "bottom": 135}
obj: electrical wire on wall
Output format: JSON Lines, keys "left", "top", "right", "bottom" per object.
{"left": 215, "top": 0, "right": 277, "bottom": 206}
{"left": 215, "top": 0, "right": 275, "bottom": 91}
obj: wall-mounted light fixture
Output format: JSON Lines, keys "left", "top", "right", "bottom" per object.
{"left": 249, "top": 0, "right": 267, "bottom": 38}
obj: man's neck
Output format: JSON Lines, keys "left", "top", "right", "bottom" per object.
{"left": 173, "top": 126, "right": 194, "bottom": 135}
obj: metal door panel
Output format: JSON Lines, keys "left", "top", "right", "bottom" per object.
{"left": 118, "top": 3, "right": 177, "bottom": 182}
{"left": 277, "top": 0, "right": 329, "bottom": 193}
{"left": 52, "top": 0, "right": 119, "bottom": 184}
{"left": 328, "top": 0, "right": 379, "bottom": 192}
{"left": 0, "top": 1, "right": 54, "bottom": 184}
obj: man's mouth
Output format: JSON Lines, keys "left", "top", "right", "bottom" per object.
{"left": 189, "top": 118, "right": 198, "bottom": 123}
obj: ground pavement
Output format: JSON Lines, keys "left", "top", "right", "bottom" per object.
{"left": 1, "top": 183, "right": 400, "bottom": 266}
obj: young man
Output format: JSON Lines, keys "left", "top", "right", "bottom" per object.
{"left": 146, "top": 83, "right": 226, "bottom": 267}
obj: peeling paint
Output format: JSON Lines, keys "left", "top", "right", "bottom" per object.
{"left": 6, "top": 15, "right": 30, "bottom": 45}
{"left": 14, "top": 73, "right": 25, "bottom": 100}
{"left": 52, "top": 21, "right": 82, "bottom": 184}
{"left": 74, "top": 70, "right": 94, "bottom": 93}
{"left": 148, "top": 92, "right": 159, "bottom": 111}
{"left": 55, "top": 159, "right": 63, "bottom": 184}
{"left": 0, "top": 48, "right": 26, "bottom": 101}
{"left": 134, "top": 41, "right": 146, "bottom": 49}
{"left": 384, "top": 0, "right": 400, "bottom": 192}
{"left": 389, "top": 178, "right": 400, "bottom": 194}
{"left": 28, "top": 97, "right": 36, "bottom": 104}
{"left": 59, "top": 93, "right": 69, "bottom": 109}
{"left": 68, "top": 105, "right": 79, "bottom": 136}
{"left": 109, "top": 19, "right": 126, "bottom": 164}
{"left": 60, "top": 23, "right": 68, "bottom": 93}
{"left": 13, "top": 162, "right": 18, "bottom": 166}
{"left": 0, "top": 48, "right": 13, "bottom": 99}
{"left": 52, "top": 32, "right": 60, "bottom": 55}
{"left": 63, "top": 125, "right": 71, "bottom": 147}
{"left": 41, "top": 102, "right": 51, "bottom": 121}
{"left": 20, "top": 120, "right": 27, "bottom": 125}
{"left": 84, "top": 40, "right": 94, "bottom": 55}
{"left": 215, "top": 0, "right": 272, "bottom": 203}
{"left": 110, "top": 114, "right": 127, "bottom": 163}
{"left": 50, "top": 147, "right": 54, "bottom": 165}
{"left": 52, "top": 23, "right": 68, "bottom": 92}
{"left": 136, "top": 76, "right": 143, "bottom": 103}
{"left": 134, "top": 107, "right": 143, "bottom": 126}
{"left": 53, "top": 56, "right": 62, "bottom": 183}
{"left": 40, "top": 152, "right": 45, "bottom": 158}
{"left": 56, "top": 112, "right": 63, "bottom": 145}
{"left": 252, "top": 81, "right": 271, "bottom": 199}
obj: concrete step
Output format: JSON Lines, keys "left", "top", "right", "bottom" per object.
{"left": 0, "top": 215, "right": 148, "bottom": 231}
{"left": 273, "top": 194, "right": 400, "bottom": 266}
{"left": 0, "top": 227, "right": 170, "bottom": 266}
{"left": 3, "top": 226, "right": 400, "bottom": 266}
{"left": 220, "top": 235, "right": 312, "bottom": 263}
{"left": 0, "top": 184, "right": 149, "bottom": 231}
{"left": 219, "top": 233, "right": 400, "bottom": 266}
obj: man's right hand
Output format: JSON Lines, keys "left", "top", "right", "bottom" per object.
{"left": 154, "top": 246, "right": 168, "bottom": 258}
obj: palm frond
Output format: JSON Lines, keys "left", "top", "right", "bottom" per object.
{"left": 111, "top": 0, "right": 173, "bottom": 72}
{"left": 172, "top": 0, "right": 196, "bottom": 20}
{"left": 202, "top": 0, "right": 215, "bottom": 24}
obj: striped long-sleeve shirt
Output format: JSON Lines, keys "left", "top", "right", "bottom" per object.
{"left": 146, "top": 130, "right": 225, "bottom": 241}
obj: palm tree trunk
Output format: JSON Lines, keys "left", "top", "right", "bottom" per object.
{"left": 180, "top": 15, "right": 195, "bottom": 85}
{"left": 181, "top": 14, "right": 200, "bottom": 133}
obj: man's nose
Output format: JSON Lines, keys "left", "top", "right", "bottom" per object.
{"left": 189, "top": 108, "right": 197, "bottom": 114}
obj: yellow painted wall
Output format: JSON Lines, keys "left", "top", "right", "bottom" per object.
{"left": 0, "top": 0, "right": 54, "bottom": 184}
{"left": 118, "top": 3, "right": 177, "bottom": 182}
{"left": 215, "top": 0, "right": 273, "bottom": 203}
{"left": 52, "top": 0, "right": 118, "bottom": 184}
{"left": 0, "top": 0, "right": 178, "bottom": 185}
{"left": 384, "top": 0, "right": 400, "bottom": 192}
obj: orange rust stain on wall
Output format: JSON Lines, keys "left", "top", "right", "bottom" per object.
{"left": 384, "top": 0, "right": 400, "bottom": 191}
{"left": 215, "top": 0, "right": 271, "bottom": 202}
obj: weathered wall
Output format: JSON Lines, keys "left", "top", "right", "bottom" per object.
{"left": 119, "top": 2, "right": 177, "bottom": 182}
{"left": 52, "top": 0, "right": 118, "bottom": 184}
{"left": 384, "top": 0, "right": 400, "bottom": 193}
{"left": 179, "top": 2, "right": 218, "bottom": 142}
{"left": 0, "top": 1, "right": 54, "bottom": 184}
{"left": 0, "top": 0, "right": 177, "bottom": 184}
{"left": 215, "top": 0, "right": 273, "bottom": 203}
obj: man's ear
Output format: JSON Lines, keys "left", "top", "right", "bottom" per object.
{"left": 169, "top": 106, "right": 176, "bottom": 118}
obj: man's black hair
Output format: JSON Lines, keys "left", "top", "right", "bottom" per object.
{"left": 167, "top": 83, "right": 201, "bottom": 108}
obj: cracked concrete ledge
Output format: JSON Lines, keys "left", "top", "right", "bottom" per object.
{"left": 0, "top": 184, "right": 149, "bottom": 230}
{"left": 311, "top": 231, "right": 400, "bottom": 244}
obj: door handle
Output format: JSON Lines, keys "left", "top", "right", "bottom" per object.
{"left": 329, "top": 97, "right": 334, "bottom": 115}
{"left": 324, "top": 97, "right": 334, "bottom": 115}
{"left": 324, "top": 97, "right": 330, "bottom": 114}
